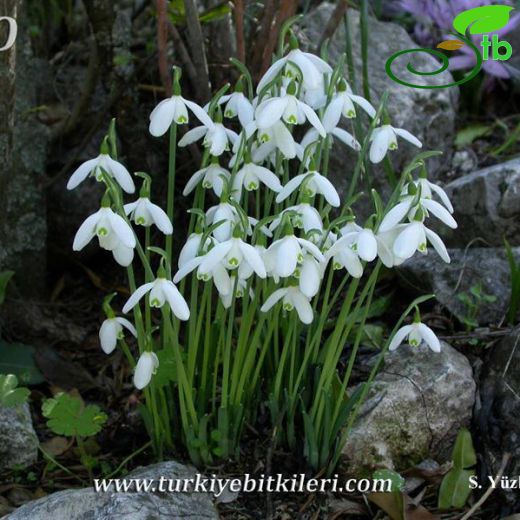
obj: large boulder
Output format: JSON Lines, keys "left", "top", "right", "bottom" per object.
{"left": 300, "top": 4, "right": 458, "bottom": 197}
{"left": 8, "top": 461, "right": 219, "bottom": 520}
{"left": 0, "top": 404, "right": 39, "bottom": 473}
{"left": 397, "top": 247, "right": 520, "bottom": 326}
{"left": 440, "top": 159, "right": 520, "bottom": 247}
{"left": 477, "top": 327, "right": 520, "bottom": 511}
{"left": 342, "top": 342, "right": 475, "bottom": 475}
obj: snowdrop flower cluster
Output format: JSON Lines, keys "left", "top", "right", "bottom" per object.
{"left": 67, "top": 31, "right": 452, "bottom": 468}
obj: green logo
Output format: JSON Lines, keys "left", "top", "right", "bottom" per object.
{"left": 386, "top": 5, "right": 514, "bottom": 89}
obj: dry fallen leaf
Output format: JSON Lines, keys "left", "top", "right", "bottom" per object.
{"left": 437, "top": 40, "right": 465, "bottom": 51}
{"left": 40, "top": 436, "right": 72, "bottom": 457}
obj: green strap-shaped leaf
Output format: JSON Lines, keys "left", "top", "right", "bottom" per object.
{"left": 453, "top": 5, "right": 514, "bottom": 35}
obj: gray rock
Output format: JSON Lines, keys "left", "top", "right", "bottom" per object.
{"left": 477, "top": 327, "right": 520, "bottom": 510}
{"left": 342, "top": 342, "right": 475, "bottom": 474}
{"left": 300, "top": 4, "right": 458, "bottom": 200}
{"left": 397, "top": 247, "right": 520, "bottom": 325}
{"left": 0, "top": 7, "right": 49, "bottom": 296}
{"left": 441, "top": 159, "right": 520, "bottom": 247}
{"left": 8, "top": 460, "right": 219, "bottom": 520}
{"left": 0, "top": 404, "right": 38, "bottom": 472}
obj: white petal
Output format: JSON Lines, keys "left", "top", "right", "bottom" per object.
{"left": 297, "top": 238, "right": 325, "bottom": 262}
{"left": 256, "top": 98, "right": 288, "bottom": 129}
{"left": 299, "top": 101, "right": 326, "bottom": 137}
{"left": 393, "top": 222, "right": 423, "bottom": 260}
{"left": 67, "top": 158, "right": 99, "bottom": 190}
{"left": 239, "top": 241, "right": 266, "bottom": 278}
{"left": 113, "top": 244, "right": 134, "bottom": 266}
{"left": 260, "top": 288, "right": 287, "bottom": 312}
{"left": 428, "top": 181, "right": 454, "bottom": 213}
{"left": 379, "top": 201, "right": 412, "bottom": 233}
{"left": 162, "top": 281, "right": 190, "bottom": 320}
{"left": 418, "top": 323, "right": 441, "bottom": 352}
{"left": 178, "top": 126, "right": 207, "bottom": 147}
{"left": 99, "top": 320, "right": 118, "bottom": 354}
{"left": 290, "top": 289, "right": 314, "bottom": 324}
{"left": 124, "top": 201, "right": 139, "bottom": 215}
{"left": 425, "top": 228, "right": 450, "bottom": 263}
{"left": 106, "top": 157, "right": 136, "bottom": 194}
{"left": 388, "top": 324, "right": 413, "bottom": 351}
{"left": 313, "top": 175, "right": 340, "bottom": 207}
{"left": 256, "top": 58, "right": 286, "bottom": 93}
{"left": 209, "top": 126, "right": 228, "bottom": 156}
{"left": 276, "top": 238, "right": 299, "bottom": 277}
{"left": 275, "top": 174, "right": 305, "bottom": 203}
{"left": 184, "top": 98, "right": 213, "bottom": 127}
{"left": 183, "top": 168, "right": 208, "bottom": 196}
{"left": 122, "top": 282, "right": 154, "bottom": 313}
{"left": 109, "top": 212, "right": 136, "bottom": 248}
{"left": 421, "top": 199, "right": 457, "bottom": 229}
{"left": 149, "top": 98, "right": 176, "bottom": 136}
{"left": 134, "top": 352, "right": 158, "bottom": 389}
{"left": 322, "top": 97, "right": 343, "bottom": 132}
{"left": 173, "top": 256, "right": 203, "bottom": 283}
{"left": 300, "top": 259, "right": 321, "bottom": 297}
{"left": 331, "top": 127, "right": 360, "bottom": 150}
{"left": 115, "top": 317, "right": 137, "bottom": 337}
{"left": 147, "top": 201, "right": 173, "bottom": 234}
{"left": 212, "top": 263, "right": 232, "bottom": 295}
{"left": 253, "top": 165, "right": 282, "bottom": 192}
{"left": 357, "top": 230, "right": 378, "bottom": 262}
{"left": 370, "top": 127, "right": 391, "bottom": 164}
{"left": 349, "top": 94, "right": 376, "bottom": 118}
{"left": 73, "top": 211, "right": 100, "bottom": 250}
{"left": 199, "top": 241, "right": 233, "bottom": 274}
{"left": 394, "top": 128, "right": 422, "bottom": 148}
{"left": 273, "top": 123, "right": 296, "bottom": 158}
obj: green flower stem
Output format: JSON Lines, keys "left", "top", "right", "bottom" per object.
{"left": 166, "top": 123, "right": 177, "bottom": 276}
{"left": 221, "top": 278, "right": 239, "bottom": 409}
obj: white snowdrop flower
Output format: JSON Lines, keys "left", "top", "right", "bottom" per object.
{"left": 67, "top": 154, "right": 135, "bottom": 194}
{"left": 122, "top": 278, "right": 190, "bottom": 320}
{"left": 298, "top": 254, "right": 324, "bottom": 298}
{"left": 257, "top": 47, "right": 332, "bottom": 94}
{"left": 253, "top": 121, "right": 297, "bottom": 160}
{"left": 232, "top": 162, "right": 282, "bottom": 200}
{"left": 205, "top": 202, "right": 240, "bottom": 242}
{"left": 389, "top": 321, "right": 441, "bottom": 353}
{"left": 328, "top": 244, "right": 364, "bottom": 278}
{"left": 73, "top": 207, "right": 136, "bottom": 267}
{"left": 393, "top": 220, "right": 450, "bottom": 263}
{"left": 183, "top": 162, "right": 230, "bottom": 197}
{"left": 179, "top": 121, "right": 238, "bottom": 156}
{"left": 124, "top": 198, "right": 173, "bottom": 235}
{"left": 264, "top": 235, "right": 324, "bottom": 279}
{"left": 198, "top": 237, "right": 267, "bottom": 279}
{"left": 327, "top": 80, "right": 376, "bottom": 121}
{"left": 219, "top": 90, "right": 254, "bottom": 128}
{"left": 149, "top": 95, "right": 212, "bottom": 137}
{"left": 261, "top": 286, "right": 314, "bottom": 324}
{"left": 133, "top": 352, "right": 159, "bottom": 390}
{"left": 173, "top": 255, "right": 232, "bottom": 297}
{"left": 99, "top": 317, "right": 137, "bottom": 355}
{"left": 275, "top": 170, "right": 340, "bottom": 207}
{"left": 270, "top": 203, "right": 324, "bottom": 234}
{"left": 255, "top": 85, "right": 326, "bottom": 137}
{"left": 220, "top": 275, "right": 254, "bottom": 309}
{"left": 369, "top": 125, "right": 422, "bottom": 164}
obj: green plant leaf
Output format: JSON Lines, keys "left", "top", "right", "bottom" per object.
{"left": 455, "top": 124, "right": 492, "bottom": 148}
{"left": 42, "top": 393, "right": 107, "bottom": 437}
{"left": 153, "top": 349, "right": 177, "bottom": 388}
{"left": 0, "top": 270, "right": 14, "bottom": 306}
{"left": 0, "top": 374, "right": 30, "bottom": 408}
{"left": 438, "top": 468, "right": 475, "bottom": 509}
{"left": 453, "top": 5, "right": 514, "bottom": 35}
{"left": 0, "top": 341, "right": 45, "bottom": 385}
{"left": 452, "top": 427, "right": 476, "bottom": 469}
{"left": 372, "top": 469, "right": 405, "bottom": 492}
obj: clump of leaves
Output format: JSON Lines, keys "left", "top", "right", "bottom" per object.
{"left": 42, "top": 393, "right": 107, "bottom": 480}
{"left": 42, "top": 393, "right": 107, "bottom": 437}
{"left": 438, "top": 428, "right": 476, "bottom": 509}
{"left": 457, "top": 282, "right": 496, "bottom": 333}
{"left": 0, "top": 374, "right": 30, "bottom": 408}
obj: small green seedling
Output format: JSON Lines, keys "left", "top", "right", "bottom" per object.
{"left": 457, "top": 282, "right": 496, "bottom": 332}
{"left": 0, "top": 374, "right": 30, "bottom": 408}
